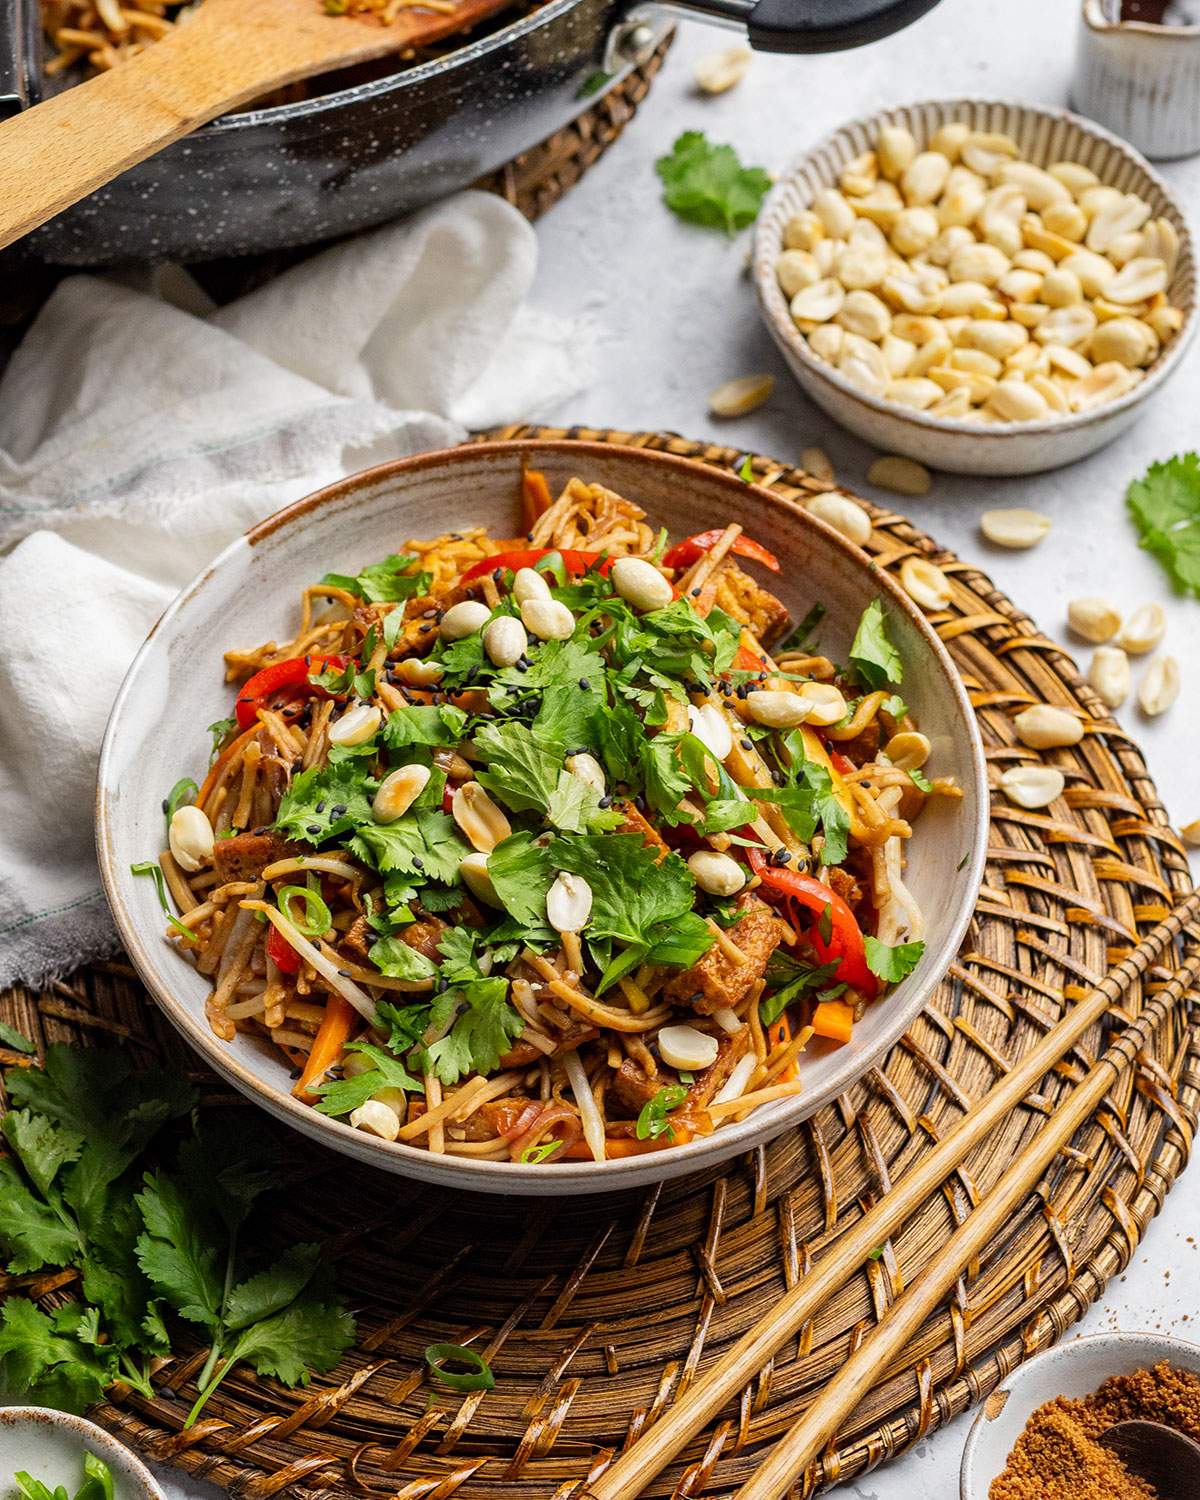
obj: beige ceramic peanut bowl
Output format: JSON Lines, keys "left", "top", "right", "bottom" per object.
{"left": 97, "top": 441, "right": 988, "bottom": 1194}
{"left": 754, "top": 98, "right": 1198, "bottom": 476}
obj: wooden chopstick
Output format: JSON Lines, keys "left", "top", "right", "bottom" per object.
{"left": 733, "top": 937, "right": 1200, "bottom": 1500}
{"left": 580, "top": 887, "right": 1200, "bottom": 1500}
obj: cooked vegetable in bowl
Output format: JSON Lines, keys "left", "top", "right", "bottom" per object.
{"left": 141, "top": 467, "right": 962, "bottom": 1168}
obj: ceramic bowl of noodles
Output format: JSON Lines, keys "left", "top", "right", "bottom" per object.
{"left": 97, "top": 440, "right": 988, "bottom": 1193}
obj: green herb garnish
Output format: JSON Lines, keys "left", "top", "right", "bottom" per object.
{"left": 1127, "top": 452, "right": 1200, "bottom": 595}
{"left": 130, "top": 862, "right": 197, "bottom": 944}
{"left": 849, "top": 598, "right": 903, "bottom": 691}
{"left": 14, "top": 1451, "right": 114, "bottom": 1500}
{"left": 864, "top": 936, "right": 925, "bottom": 983}
{"left": 424, "top": 1342, "right": 495, "bottom": 1392}
{"left": 655, "top": 131, "right": 771, "bottom": 235}
{"left": 636, "top": 1085, "right": 688, "bottom": 1142}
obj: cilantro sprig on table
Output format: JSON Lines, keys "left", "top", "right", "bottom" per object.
{"left": 1127, "top": 452, "right": 1200, "bottom": 595}
{"left": 0, "top": 1048, "right": 354, "bottom": 1423}
{"left": 655, "top": 131, "right": 771, "bottom": 235}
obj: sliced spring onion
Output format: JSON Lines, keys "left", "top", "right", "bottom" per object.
{"left": 278, "top": 883, "right": 333, "bottom": 938}
{"left": 247, "top": 902, "right": 379, "bottom": 1026}
{"left": 163, "top": 776, "right": 198, "bottom": 830}
{"left": 519, "top": 1138, "right": 563, "bottom": 1165}
{"left": 424, "top": 1343, "right": 495, "bottom": 1392}
{"left": 131, "top": 861, "right": 197, "bottom": 944}
{"left": 562, "top": 1046, "right": 606, "bottom": 1164}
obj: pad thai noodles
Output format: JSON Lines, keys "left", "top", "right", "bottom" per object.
{"left": 142, "top": 470, "right": 960, "bottom": 1165}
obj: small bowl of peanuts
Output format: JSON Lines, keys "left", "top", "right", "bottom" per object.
{"left": 753, "top": 98, "right": 1197, "bottom": 476}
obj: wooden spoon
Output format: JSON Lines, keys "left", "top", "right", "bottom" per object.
{"left": 0, "top": 0, "right": 512, "bottom": 251}
{"left": 1100, "top": 1419, "right": 1200, "bottom": 1499}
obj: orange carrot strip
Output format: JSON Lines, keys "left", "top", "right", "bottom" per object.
{"left": 196, "top": 722, "right": 261, "bottom": 811}
{"left": 811, "top": 999, "right": 855, "bottom": 1045}
{"left": 293, "top": 994, "right": 357, "bottom": 1102}
{"left": 560, "top": 1126, "right": 694, "bottom": 1160}
{"left": 521, "top": 468, "right": 553, "bottom": 529}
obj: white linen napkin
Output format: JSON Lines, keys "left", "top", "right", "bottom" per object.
{"left": 0, "top": 191, "right": 593, "bottom": 987}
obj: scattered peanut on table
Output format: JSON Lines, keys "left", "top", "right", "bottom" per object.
{"left": 774, "top": 122, "right": 1184, "bottom": 423}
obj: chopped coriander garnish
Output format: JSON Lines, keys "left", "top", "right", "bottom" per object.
{"left": 864, "top": 936, "right": 925, "bottom": 983}
{"left": 320, "top": 553, "right": 430, "bottom": 604}
{"left": 0, "top": 1021, "right": 36, "bottom": 1054}
{"left": 1127, "top": 452, "right": 1200, "bottom": 595}
{"left": 206, "top": 716, "right": 237, "bottom": 763}
{"left": 849, "top": 598, "right": 903, "bottom": 690}
{"left": 655, "top": 131, "right": 771, "bottom": 235}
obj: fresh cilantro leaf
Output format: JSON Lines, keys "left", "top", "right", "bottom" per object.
{"left": 382, "top": 703, "right": 468, "bottom": 751}
{"left": 473, "top": 722, "right": 615, "bottom": 833}
{"left": 0, "top": 1156, "right": 80, "bottom": 1272}
{"left": 760, "top": 953, "right": 841, "bottom": 1024}
{"left": 223, "top": 1242, "right": 323, "bottom": 1332}
{"left": 135, "top": 1172, "right": 223, "bottom": 1330}
{"left": 486, "top": 832, "right": 556, "bottom": 931}
{"left": 655, "top": 131, "right": 771, "bottom": 235}
{"left": 207, "top": 717, "right": 237, "bottom": 763}
{"left": 274, "top": 763, "right": 374, "bottom": 845}
{"left": 310, "top": 659, "right": 376, "bottom": 703}
{"left": 533, "top": 681, "right": 603, "bottom": 751}
{"left": 221, "top": 1279, "right": 355, "bottom": 1388}
{"left": 639, "top": 734, "right": 692, "bottom": 822}
{"left": 593, "top": 695, "right": 647, "bottom": 786}
{"left": 424, "top": 980, "right": 522, "bottom": 1086}
{"left": 351, "top": 809, "right": 467, "bottom": 884}
{"left": 2, "top": 1109, "right": 83, "bottom": 1198}
{"left": 1127, "top": 452, "right": 1200, "bottom": 595}
{"left": 553, "top": 834, "right": 713, "bottom": 991}
{"left": 368, "top": 934, "right": 438, "bottom": 982}
{"left": 0, "top": 1298, "right": 116, "bottom": 1414}
{"left": 864, "top": 936, "right": 925, "bottom": 983}
{"left": 321, "top": 554, "right": 430, "bottom": 604}
{"left": 881, "top": 693, "right": 908, "bottom": 719}
{"left": 849, "top": 598, "right": 903, "bottom": 691}
{"left": 636, "top": 1085, "right": 688, "bottom": 1140}
{"left": 0, "top": 1021, "right": 35, "bottom": 1054}
{"left": 313, "top": 1043, "right": 419, "bottom": 1118}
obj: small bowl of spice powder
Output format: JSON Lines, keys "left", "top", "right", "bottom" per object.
{"left": 961, "top": 1331, "right": 1200, "bottom": 1500}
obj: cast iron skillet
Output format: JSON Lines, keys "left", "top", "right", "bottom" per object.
{"left": 1, "top": 0, "right": 941, "bottom": 265}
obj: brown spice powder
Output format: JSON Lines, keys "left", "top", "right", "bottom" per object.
{"left": 989, "top": 1360, "right": 1200, "bottom": 1500}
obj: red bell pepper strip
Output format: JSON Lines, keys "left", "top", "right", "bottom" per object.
{"left": 234, "top": 653, "right": 348, "bottom": 730}
{"left": 266, "top": 923, "right": 302, "bottom": 976}
{"left": 747, "top": 847, "right": 878, "bottom": 998}
{"left": 460, "top": 547, "right": 614, "bottom": 583}
{"left": 732, "top": 644, "right": 768, "bottom": 673}
{"left": 661, "top": 530, "right": 781, "bottom": 573}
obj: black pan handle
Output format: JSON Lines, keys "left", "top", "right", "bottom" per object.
{"left": 0, "top": 0, "right": 41, "bottom": 117}
{"left": 668, "top": 0, "right": 943, "bottom": 53}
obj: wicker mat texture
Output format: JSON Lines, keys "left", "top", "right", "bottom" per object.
{"left": 2, "top": 424, "right": 1198, "bottom": 1500}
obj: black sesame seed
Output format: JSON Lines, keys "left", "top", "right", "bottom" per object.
{"left": 331, "top": 804, "right": 347, "bottom": 817}
{"left": 740, "top": 738, "right": 752, "bottom": 751}
{"left": 736, "top": 683, "right": 750, "bottom": 699}
{"left": 412, "top": 856, "right": 424, "bottom": 870}
{"left": 525, "top": 531, "right": 535, "bottom": 542}
{"left": 419, "top": 623, "right": 433, "bottom": 634}
{"left": 315, "top": 801, "right": 326, "bottom": 814}
{"left": 337, "top": 969, "right": 350, "bottom": 978}
{"left": 161, "top": 799, "right": 169, "bottom": 814}
{"left": 634, "top": 795, "right": 647, "bottom": 812}
{"left": 516, "top": 658, "right": 529, "bottom": 673}
{"left": 772, "top": 770, "right": 786, "bottom": 786}
{"left": 598, "top": 795, "right": 613, "bottom": 809}
{"left": 690, "top": 587, "right": 702, "bottom": 598}
{"left": 579, "top": 677, "right": 591, "bottom": 690}
{"left": 772, "top": 847, "right": 792, "bottom": 865}
{"left": 493, "top": 568, "right": 504, "bottom": 584}
{"left": 307, "top": 824, "right": 322, "bottom": 836}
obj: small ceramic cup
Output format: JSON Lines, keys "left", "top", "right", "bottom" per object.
{"left": 960, "top": 1329, "right": 1200, "bottom": 1498}
{"left": 0, "top": 1408, "right": 166, "bottom": 1500}
{"left": 1074, "top": 0, "right": 1200, "bottom": 160}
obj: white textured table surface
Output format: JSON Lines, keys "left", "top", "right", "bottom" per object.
{"left": 159, "top": 1, "right": 1200, "bottom": 1496}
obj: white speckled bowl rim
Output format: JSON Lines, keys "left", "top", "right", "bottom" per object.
{"left": 0, "top": 1407, "right": 166, "bottom": 1500}
{"left": 959, "top": 1329, "right": 1200, "bottom": 1499}
{"left": 753, "top": 97, "right": 1198, "bottom": 445}
{"left": 96, "top": 439, "right": 988, "bottom": 1195}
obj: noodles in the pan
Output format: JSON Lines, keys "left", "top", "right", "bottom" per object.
{"left": 146, "top": 470, "right": 960, "bottom": 1164}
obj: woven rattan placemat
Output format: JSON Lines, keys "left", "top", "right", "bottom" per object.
{"left": 2, "top": 424, "right": 1197, "bottom": 1499}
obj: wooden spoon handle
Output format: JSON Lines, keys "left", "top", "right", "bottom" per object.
{"left": 0, "top": 14, "right": 295, "bottom": 251}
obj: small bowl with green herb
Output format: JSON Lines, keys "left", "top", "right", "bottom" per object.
{"left": 96, "top": 439, "right": 988, "bottom": 1194}
{"left": 0, "top": 1410, "right": 165, "bottom": 1500}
